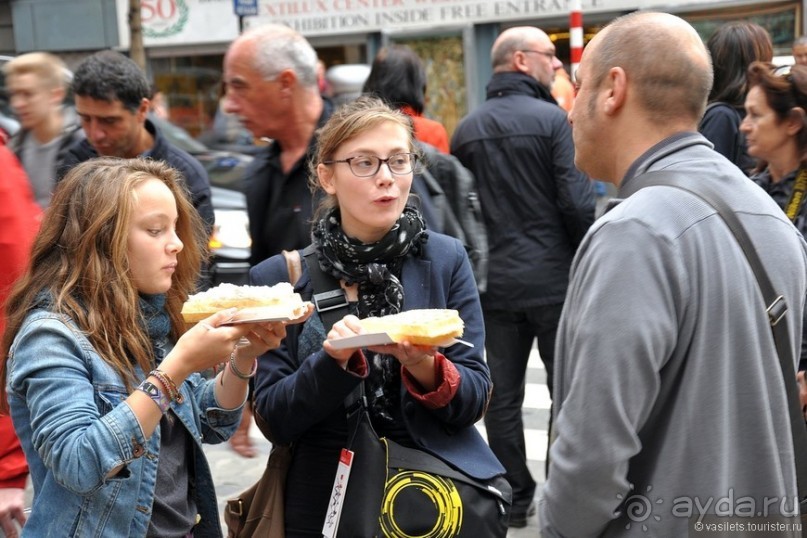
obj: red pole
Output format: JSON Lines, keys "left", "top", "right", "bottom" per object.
{"left": 569, "top": 0, "right": 583, "bottom": 82}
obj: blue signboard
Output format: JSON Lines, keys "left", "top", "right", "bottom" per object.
{"left": 233, "top": 0, "right": 258, "bottom": 17}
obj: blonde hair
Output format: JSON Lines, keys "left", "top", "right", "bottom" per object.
{"left": 309, "top": 95, "right": 420, "bottom": 218}
{"left": 3, "top": 52, "right": 69, "bottom": 90}
{"left": 1, "top": 158, "right": 207, "bottom": 409}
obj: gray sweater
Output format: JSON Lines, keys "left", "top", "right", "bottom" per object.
{"left": 540, "top": 133, "right": 806, "bottom": 537}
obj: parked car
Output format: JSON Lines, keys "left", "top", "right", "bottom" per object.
{"left": 151, "top": 115, "right": 253, "bottom": 286}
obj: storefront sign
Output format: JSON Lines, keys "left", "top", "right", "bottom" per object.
{"left": 116, "top": 0, "right": 241, "bottom": 47}
{"left": 248, "top": 0, "right": 621, "bottom": 35}
{"left": 246, "top": 0, "right": 759, "bottom": 36}
{"left": 115, "top": 0, "right": 758, "bottom": 46}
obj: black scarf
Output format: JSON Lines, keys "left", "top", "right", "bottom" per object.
{"left": 312, "top": 205, "right": 428, "bottom": 427}
{"left": 311, "top": 205, "right": 428, "bottom": 318}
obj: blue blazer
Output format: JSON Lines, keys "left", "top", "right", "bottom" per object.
{"left": 250, "top": 232, "right": 505, "bottom": 479}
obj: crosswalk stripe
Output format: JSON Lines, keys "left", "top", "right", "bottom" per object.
{"left": 475, "top": 424, "right": 549, "bottom": 462}
{"left": 525, "top": 382, "right": 551, "bottom": 410}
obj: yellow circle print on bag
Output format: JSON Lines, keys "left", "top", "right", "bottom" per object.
{"left": 379, "top": 470, "right": 463, "bottom": 537}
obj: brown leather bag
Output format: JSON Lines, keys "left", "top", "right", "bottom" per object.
{"left": 223, "top": 442, "right": 290, "bottom": 538}
{"left": 223, "top": 250, "right": 302, "bottom": 537}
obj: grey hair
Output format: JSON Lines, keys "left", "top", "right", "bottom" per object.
{"left": 794, "top": 35, "right": 807, "bottom": 48}
{"left": 242, "top": 23, "right": 319, "bottom": 88}
{"left": 490, "top": 27, "right": 546, "bottom": 71}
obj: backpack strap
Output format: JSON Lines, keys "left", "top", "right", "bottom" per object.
{"left": 301, "top": 244, "right": 351, "bottom": 332}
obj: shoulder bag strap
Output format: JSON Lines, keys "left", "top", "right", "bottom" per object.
{"left": 637, "top": 170, "right": 807, "bottom": 507}
{"left": 298, "top": 248, "right": 373, "bottom": 446}
{"left": 301, "top": 244, "right": 350, "bottom": 333}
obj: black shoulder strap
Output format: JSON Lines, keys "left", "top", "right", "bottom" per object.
{"left": 301, "top": 245, "right": 368, "bottom": 433}
{"left": 301, "top": 244, "right": 350, "bottom": 333}
{"left": 636, "top": 170, "right": 807, "bottom": 506}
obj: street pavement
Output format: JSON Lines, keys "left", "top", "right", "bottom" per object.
{"left": 204, "top": 348, "right": 548, "bottom": 536}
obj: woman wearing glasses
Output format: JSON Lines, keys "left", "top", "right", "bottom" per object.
{"left": 249, "top": 96, "right": 506, "bottom": 537}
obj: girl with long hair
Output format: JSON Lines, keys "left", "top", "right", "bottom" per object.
{"left": 1, "top": 157, "right": 291, "bottom": 536}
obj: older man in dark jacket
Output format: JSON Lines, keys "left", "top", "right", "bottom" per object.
{"left": 451, "top": 26, "right": 595, "bottom": 528}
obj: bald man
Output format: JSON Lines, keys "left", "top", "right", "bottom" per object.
{"left": 540, "top": 12, "right": 806, "bottom": 536}
{"left": 451, "top": 26, "right": 595, "bottom": 528}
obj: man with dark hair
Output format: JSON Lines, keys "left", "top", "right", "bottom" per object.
{"left": 540, "top": 12, "right": 806, "bottom": 536}
{"left": 60, "top": 51, "right": 213, "bottom": 232}
{"left": 451, "top": 26, "right": 595, "bottom": 528}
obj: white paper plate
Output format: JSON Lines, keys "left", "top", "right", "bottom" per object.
{"left": 327, "top": 333, "right": 473, "bottom": 350}
{"left": 222, "top": 304, "right": 312, "bottom": 325}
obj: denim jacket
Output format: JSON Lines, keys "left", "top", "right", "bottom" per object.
{"left": 6, "top": 308, "right": 243, "bottom": 537}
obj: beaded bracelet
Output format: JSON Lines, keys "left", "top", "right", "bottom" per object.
{"left": 136, "top": 380, "right": 171, "bottom": 414}
{"left": 149, "top": 369, "right": 184, "bottom": 404}
{"left": 228, "top": 350, "right": 258, "bottom": 380}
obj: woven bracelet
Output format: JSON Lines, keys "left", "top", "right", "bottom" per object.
{"left": 136, "top": 380, "right": 171, "bottom": 414}
{"left": 149, "top": 369, "right": 184, "bottom": 404}
{"left": 228, "top": 350, "right": 258, "bottom": 380}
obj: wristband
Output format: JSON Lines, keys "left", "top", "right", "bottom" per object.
{"left": 228, "top": 350, "right": 258, "bottom": 380}
{"left": 136, "top": 380, "right": 171, "bottom": 413}
{"left": 149, "top": 369, "right": 184, "bottom": 404}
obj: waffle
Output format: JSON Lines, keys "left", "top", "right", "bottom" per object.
{"left": 359, "top": 309, "right": 464, "bottom": 346}
{"left": 181, "top": 282, "right": 305, "bottom": 323}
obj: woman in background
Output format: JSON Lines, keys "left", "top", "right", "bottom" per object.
{"left": 699, "top": 21, "right": 773, "bottom": 174}
{"left": 743, "top": 62, "right": 807, "bottom": 234}
{"left": 363, "top": 44, "right": 450, "bottom": 153}
{"left": 742, "top": 61, "right": 807, "bottom": 381}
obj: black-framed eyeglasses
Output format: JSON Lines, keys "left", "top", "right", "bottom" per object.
{"left": 520, "top": 49, "right": 556, "bottom": 60}
{"left": 322, "top": 153, "right": 418, "bottom": 177}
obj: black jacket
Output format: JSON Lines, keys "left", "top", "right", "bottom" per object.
{"left": 244, "top": 99, "right": 334, "bottom": 266}
{"left": 59, "top": 119, "right": 214, "bottom": 233}
{"left": 698, "top": 102, "right": 755, "bottom": 175}
{"left": 451, "top": 72, "right": 595, "bottom": 309}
